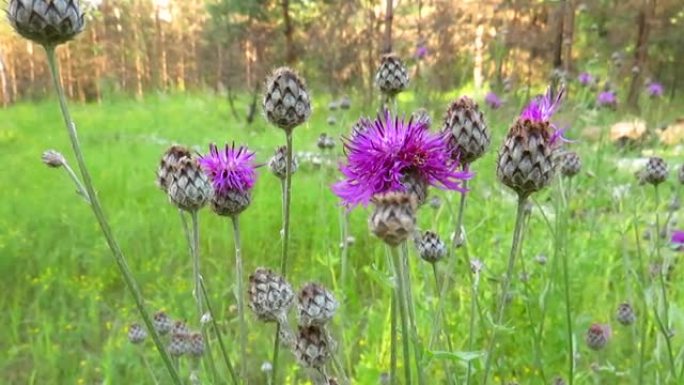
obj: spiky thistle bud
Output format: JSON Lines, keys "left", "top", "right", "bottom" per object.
{"left": 167, "top": 157, "right": 213, "bottom": 212}
{"left": 8, "top": 0, "right": 85, "bottom": 47}
{"left": 497, "top": 87, "right": 565, "bottom": 198}
{"left": 293, "top": 325, "right": 331, "bottom": 369}
{"left": 560, "top": 151, "right": 582, "bottom": 178}
{"left": 157, "top": 145, "right": 192, "bottom": 192}
{"left": 248, "top": 268, "right": 295, "bottom": 323}
{"left": 375, "top": 53, "right": 409, "bottom": 96}
{"left": 297, "top": 283, "right": 338, "bottom": 326}
{"left": 127, "top": 323, "right": 147, "bottom": 344}
{"left": 339, "top": 96, "right": 351, "bottom": 110}
{"left": 401, "top": 173, "right": 429, "bottom": 205}
{"left": 41, "top": 149, "right": 66, "bottom": 168}
{"left": 442, "top": 96, "right": 491, "bottom": 165}
{"left": 369, "top": 192, "right": 417, "bottom": 247}
{"left": 411, "top": 108, "right": 432, "bottom": 127}
{"left": 187, "top": 332, "right": 205, "bottom": 357}
{"left": 263, "top": 67, "right": 311, "bottom": 131}
{"left": 416, "top": 231, "right": 447, "bottom": 263}
{"left": 268, "top": 146, "right": 298, "bottom": 180}
{"left": 616, "top": 303, "right": 636, "bottom": 326}
{"left": 317, "top": 133, "right": 331, "bottom": 150}
{"left": 168, "top": 332, "right": 189, "bottom": 357}
{"left": 585, "top": 323, "right": 611, "bottom": 350}
{"left": 642, "top": 157, "right": 668, "bottom": 186}
{"left": 153, "top": 311, "right": 173, "bottom": 336}
{"left": 327, "top": 116, "right": 337, "bottom": 126}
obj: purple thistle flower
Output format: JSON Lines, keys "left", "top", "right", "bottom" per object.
{"left": 597, "top": 90, "right": 617, "bottom": 108}
{"left": 199, "top": 144, "right": 257, "bottom": 196}
{"left": 577, "top": 72, "right": 593, "bottom": 86}
{"left": 484, "top": 92, "right": 502, "bottom": 109}
{"left": 415, "top": 44, "right": 428, "bottom": 60}
{"left": 332, "top": 110, "right": 471, "bottom": 207}
{"left": 671, "top": 229, "right": 684, "bottom": 246}
{"left": 646, "top": 81, "right": 664, "bottom": 98}
{"left": 519, "top": 86, "right": 567, "bottom": 145}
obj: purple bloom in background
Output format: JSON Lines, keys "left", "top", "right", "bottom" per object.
{"left": 484, "top": 92, "right": 502, "bottom": 109}
{"left": 199, "top": 144, "right": 257, "bottom": 195}
{"left": 415, "top": 44, "right": 428, "bottom": 60}
{"left": 332, "top": 110, "right": 471, "bottom": 207}
{"left": 578, "top": 72, "right": 593, "bottom": 86}
{"left": 647, "top": 81, "right": 664, "bottom": 98}
{"left": 671, "top": 230, "right": 684, "bottom": 250}
{"left": 597, "top": 90, "right": 617, "bottom": 108}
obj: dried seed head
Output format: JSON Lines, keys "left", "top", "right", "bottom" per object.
{"left": 41, "top": 149, "right": 66, "bottom": 168}
{"left": 416, "top": 231, "right": 447, "bottom": 264}
{"left": 369, "top": 192, "right": 417, "bottom": 247}
{"left": 248, "top": 268, "right": 295, "bottom": 322}
{"left": 8, "top": 0, "right": 85, "bottom": 47}
{"left": 616, "top": 303, "right": 636, "bottom": 326}
{"left": 443, "top": 96, "right": 491, "bottom": 165}
{"left": 375, "top": 53, "right": 409, "bottom": 96}
{"left": 642, "top": 157, "right": 668, "bottom": 186}
{"left": 153, "top": 311, "right": 173, "bottom": 336}
{"left": 560, "top": 151, "right": 582, "bottom": 178}
{"left": 297, "top": 283, "right": 339, "bottom": 326}
{"left": 168, "top": 157, "right": 213, "bottom": 212}
{"left": 585, "top": 323, "right": 611, "bottom": 350}
{"left": 293, "top": 325, "right": 331, "bottom": 369}
{"left": 157, "top": 145, "right": 192, "bottom": 192}
{"left": 497, "top": 119, "right": 556, "bottom": 198}
{"left": 268, "top": 146, "right": 298, "bottom": 180}
{"left": 263, "top": 67, "right": 311, "bottom": 131}
{"left": 211, "top": 189, "right": 252, "bottom": 217}
{"left": 127, "top": 323, "right": 147, "bottom": 344}
{"left": 187, "top": 332, "right": 205, "bottom": 357}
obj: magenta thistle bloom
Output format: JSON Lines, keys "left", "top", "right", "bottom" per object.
{"left": 597, "top": 90, "right": 617, "bottom": 108}
{"left": 646, "top": 81, "right": 664, "bottom": 98}
{"left": 577, "top": 72, "right": 593, "bottom": 86}
{"left": 519, "top": 86, "right": 567, "bottom": 145}
{"left": 484, "top": 92, "right": 502, "bottom": 109}
{"left": 199, "top": 144, "right": 257, "bottom": 195}
{"left": 671, "top": 229, "right": 684, "bottom": 245}
{"left": 332, "top": 110, "right": 471, "bottom": 207}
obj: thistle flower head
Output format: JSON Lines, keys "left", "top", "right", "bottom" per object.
{"left": 333, "top": 110, "right": 470, "bottom": 207}
{"left": 577, "top": 72, "right": 593, "bottom": 86}
{"left": 41, "top": 149, "right": 66, "bottom": 168}
{"left": 519, "top": 86, "right": 567, "bottom": 145}
{"left": 597, "top": 91, "right": 617, "bottom": 108}
{"left": 8, "top": 0, "right": 85, "bottom": 47}
{"left": 647, "top": 81, "right": 664, "bottom": 98}
{"left": 199, "top": 144, "right": 257, "bottom": 196}
{"left": 484, "top": 91, "right": 502, "bottom": 109}
{"left": 671, "top": 229, "right": 684, "bottom": 245}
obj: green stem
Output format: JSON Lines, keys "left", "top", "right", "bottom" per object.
{"left": 44, "top": 46, "right": 182, "bottom": 385}
{"left": 199, "top": 277, "right": 240, "bottom": 385}
{"left": 390, "top": 246, "right": 412, "bottom": 385}
{"left": 190, "top": 211, "right": 220, "bottom": 385}
{"left": 61, "top": 161, "right": 90, "bottom": 203}
{"left": 400, "top": 243, "right": 425, "bottom": 385}
{"left": 482, "top": 194, "right": 528, "bottom": 385}
{"left": 431, "top": 264, "right": 455, "bottom": 385}
{"left": 632, "top": 208, "right": 649, "bottom": 385}
{"left": 273, "top": 130, "right": 294, "bottom": 384}
{"left": 561, "top": 177, "right": 575, "bottom": 385}
{"left": 231, "top": 215, "right": 248, "bottom": 381}
{"left": 390, "top": 288, "right": 398, "bottom": 385}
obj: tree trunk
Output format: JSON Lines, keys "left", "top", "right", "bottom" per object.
{"left": 0, "top": 49, "right": 8, "bottom": 107}
{"left": 282, "top": 0, "right": 296, "bottom": 64}
{"left": 627, "top": 0, "right": 654, "bottom": 110}
{"left": 383, "top": 0, "right": 394, "bottom": 54}
{"left": 552, "top": 0, "right": 565, "bottom": 69}
{"left": 563, "top": 0, "right": 576, "bottom": 73}
{"left": 473, "top": 22, "right": 485, "bottom": 90}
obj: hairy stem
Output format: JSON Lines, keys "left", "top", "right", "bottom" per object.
{"left": 482, "top": 194, "right": 528, "bottom": 385}
{"left": 231, "top": 215, "right": 248, "bottom": 381}
{"left": 44, "top": 46, "right": 182, "bottom": 385}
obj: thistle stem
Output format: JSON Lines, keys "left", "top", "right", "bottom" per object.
{"left": 400, "top": 243, "right": 425, "bottom": 385}
{"left": 61, "top": 161, "right": 91, "bottom": 203}
{"left": 273, "top": 130, "right": 294, "bottom": 384}
{"left": 189, "top": 211, "right": 220, "bottom": 385}
{"left": 482, "top": 194, "right": 528, "bottom": 385}
{"left": 44, "top": 46, "right": 182, "bottom": 385}
{"left": 199, "top": 277, "right": 240, "bottom": 385}
{"left": 389, "top": 246, "right": 412, "bottom": 385}
{"left": 231, "top": 215, "right": 248, "bottom": 381}
{"left": 560, "top": 177, "right": 575, "bottom": 385}
{"left": 430, "top": 263, "right": 455, "bottom": 385}
{"left": 390, "top": 288, "right": 398, "bottom": 385}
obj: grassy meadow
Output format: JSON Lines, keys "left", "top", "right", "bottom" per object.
{"left": 1, "top": 89, "right": 683, "bottom": 385}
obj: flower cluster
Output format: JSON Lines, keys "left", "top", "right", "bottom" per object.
{"left": 332, "top": 110, "right": 470, "bottom": 207}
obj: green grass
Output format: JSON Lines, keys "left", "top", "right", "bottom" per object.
{"left": 0, "top": 90, "right": 683, "bottom": 385}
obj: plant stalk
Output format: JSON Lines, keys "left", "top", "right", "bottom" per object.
{"left": 560, "top": 177, "right": 575, "bottom": 385}
{"left": 44, "top": 46, "right": 182, "bottom": 385}
{"left": 390, "top": 246, "right": 412, "bottom": 385}
{"left": 482, "top": 194, "right": 528, "bottom": 385}
{"left": 231, "top": 215, "right": 248, "bottom": 381}
{"left": 400, "top": 243, "right": 425, "bottom": 385}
